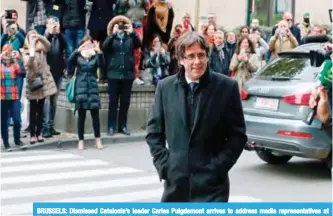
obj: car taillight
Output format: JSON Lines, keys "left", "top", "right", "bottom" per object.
{"left": 277, "top": 130, "right": 312, "bottom": 139}
{"left": 240, "top": 89, "right": 249, "bottom": 100}
{"left": 282, "top": 93, "right": 311, "bottom": 106}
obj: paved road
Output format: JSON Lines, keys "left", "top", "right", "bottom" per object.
{"left": 1, "top": 142, "right": 331, "bottom": 215}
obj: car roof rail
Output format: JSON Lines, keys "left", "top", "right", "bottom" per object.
{"left": 301, "top": 35, "right": 332, "bottom": 44}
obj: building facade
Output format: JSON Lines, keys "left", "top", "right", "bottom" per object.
{"left": 1, "top": 0, "right": 331, "bottom": 32}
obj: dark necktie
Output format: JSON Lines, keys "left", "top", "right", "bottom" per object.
{"left": 189, "top": 82, "right": 198, "bottom": 94}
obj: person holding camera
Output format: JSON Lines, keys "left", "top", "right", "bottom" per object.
{"left": 102, "top": 15, "right": 142, "bottom": 136}
{"left": 1, "top": 10, "right": 25, "bottom": 36}
{"left": 21, "top": 30, "right": 57, "bottom": 144}
{"left": 0, "top": 45, "right": 27, "bottom": 152}
{"left": 142, "top": 34, "right": 170, "bottom": 86}
{"left": 42, "top": 16, "right": 66, "bottom": 138}
{"left": 67, "top": 37, "right": 104, "bottom": 150}
{"left": 268, "top": 20, "right": 299, "bottom": 60}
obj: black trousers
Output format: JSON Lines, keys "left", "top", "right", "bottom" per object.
{"left": 77, "top": 109, "right": 100, "bottom": 140}
{"left": 29, "top": 99, "right": 45, "bottom": 137}
{"left": 107, "top": 79, "right": 134, "bottom": 130}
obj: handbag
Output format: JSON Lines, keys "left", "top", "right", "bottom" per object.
{"left": 28, "top": 51, "right": 44, "bottom": 92}
{"left": 29, "top": 73, "right": 44, "bottom": 91}
{"left": 65, "top": 69, "right": 77, "bottom": 103}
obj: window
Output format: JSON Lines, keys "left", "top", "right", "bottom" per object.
{"left": 257, "top": 57, "right": 318, "bottom": 82}
{"left": 250, "top": 0, "right": 295, "bottom": 26}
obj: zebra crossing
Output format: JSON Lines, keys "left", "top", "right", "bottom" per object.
{"left": 1, "top": 149, "right": 262, "bottom": 215}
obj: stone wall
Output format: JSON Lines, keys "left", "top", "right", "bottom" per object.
{"left": 55, "top": 83, "right": 155, "bottom": 134}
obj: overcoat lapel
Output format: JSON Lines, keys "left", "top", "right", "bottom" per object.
{"left": 174, "top": 81, "right": 189, "bottom": 133}
{"left": 189, "top": 82, "right": 212, "bottom": 139}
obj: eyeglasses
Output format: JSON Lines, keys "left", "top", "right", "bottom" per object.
{"left": 184, "top": 52, "right": 207, "bottom": 61}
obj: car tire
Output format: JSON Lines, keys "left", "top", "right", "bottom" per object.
{"left": 255, "top": 150, "right": 292, "bottom": 164}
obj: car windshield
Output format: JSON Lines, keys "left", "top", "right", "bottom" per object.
{"left": 256, "top": 57, "right": 319, "bottom": 82}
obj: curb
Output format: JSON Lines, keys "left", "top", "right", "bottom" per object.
{"left": 15, "top": 132, "right": 147, "bottom": 150}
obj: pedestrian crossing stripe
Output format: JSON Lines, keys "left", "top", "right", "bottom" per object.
{"left": 2, "top": 167, "right": 141, "bottom": 185}
{"left": 1, "top": 159, "right": 108, "bottom": 173}
{"left": 1, "top": 150, "right": 262, "bottom": 216}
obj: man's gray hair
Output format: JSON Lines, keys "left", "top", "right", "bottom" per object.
{"left": 175, "top": 31, "right": 210, "bottom": 61}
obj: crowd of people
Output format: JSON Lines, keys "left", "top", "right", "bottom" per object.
{"left": 0, "top": 0, "right": 331, "bottom": 151}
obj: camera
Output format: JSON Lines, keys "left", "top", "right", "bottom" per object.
{"left": 5, "top": 10, "right": 15, "bottom": 20}
{"left": 118, "top": 24, "right": 127, "bottom": 30}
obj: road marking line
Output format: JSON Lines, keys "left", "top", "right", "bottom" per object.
{"left": 1, "top": 159, "right": 109, "bottom": 173}
{"left": 1, "top": 167, "right": 142, "bottom": 185}
{"left": 2, "top": 175, "right": 161, "bottom": 199}
{"left": 1, "top": 154, "right": 83, "bottom": 163}
{"left": 0, "top": 150, "right": 55, "bottom": 157}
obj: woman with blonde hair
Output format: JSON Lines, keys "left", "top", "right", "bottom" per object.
{"left": 21, "top": 30, "right": 57, "bottom": 144}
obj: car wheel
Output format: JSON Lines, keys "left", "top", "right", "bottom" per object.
{"left": 255, "top": 150, "right": 292, "bottom": 164}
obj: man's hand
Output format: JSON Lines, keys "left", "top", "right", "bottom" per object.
{"left": 309, "top": 86, "right": 330, "bottom": 124}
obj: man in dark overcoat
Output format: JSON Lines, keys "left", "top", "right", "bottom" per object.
{"left": 146, "top": 31, "right": 248, "bottom": 202}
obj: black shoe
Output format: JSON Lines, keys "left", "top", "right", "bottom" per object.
{"left": 119, "top": 127, "right": 131, "bottom": 135}
{"left": 42, "top": 130, "right": 53, "bottom": 138}
{"left": 107, "top": 128, "right": 115, "bottom": 136}
{"left": 16, "top": 141, "right": 28, "bottom": 150}
{"left": 37, "top": 136, "right": 44, "bottom": 143}
{"left": 51, "top": 128, "right": 61, "bottom": 135}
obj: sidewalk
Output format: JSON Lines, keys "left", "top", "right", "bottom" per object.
{"left": 4, "top": 129, "right": 146, "bottom": 150}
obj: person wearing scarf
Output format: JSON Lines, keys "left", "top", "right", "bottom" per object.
{"left": 209, "top": 31, "right": 230, "bottom": 76}
{"left": 229, "top": 36, "right": 260, "bottom": 91}
{"left": 0, "top": 45, "right": 27, "bottom": 152}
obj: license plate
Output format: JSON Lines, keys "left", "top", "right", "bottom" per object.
{"left": 255, "top": 97, "right": 279, "bottom": 111}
